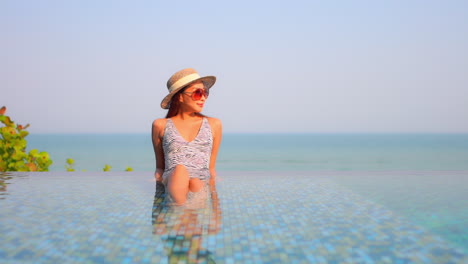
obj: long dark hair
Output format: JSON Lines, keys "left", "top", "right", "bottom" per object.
{"left": 165, "top": 89, "right": 183, "bottom": 118}
{"left": 165, "top": 87, "right": 206, "bottom": 118}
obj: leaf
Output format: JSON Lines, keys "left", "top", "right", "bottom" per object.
{"left": 1, "top": 116, "right": 14, "bottom": 127}
{"left": 37, "top": 152, "right": 52, "bottom": 169}
{"left": 19, "top": 130, "right": 29, "bottom": 138}
{"left": 39, "top": 151, "right": 49, "bottom": 158}
{"left": 103, "top": 164, "right": 111, "bottom": 172}
{"left": 11, "top": 148, "right": 27, "bottom": 161}
{"left": 26, "top": 163, "right": 38, "bottom": 171}
{"left": 1, "top": 127, "right": 17, "bottom": 140}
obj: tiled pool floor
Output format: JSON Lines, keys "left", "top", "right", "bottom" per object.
{"left": 0, "top": 171, "right": 466, "bottom": 263}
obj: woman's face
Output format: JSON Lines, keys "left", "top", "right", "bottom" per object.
{"left": 179, "top": 81, "right": 208, "bottom": 113}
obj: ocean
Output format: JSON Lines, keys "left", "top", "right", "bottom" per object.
{"left": 27, "top": 133, "right": 468, "bottom": 172}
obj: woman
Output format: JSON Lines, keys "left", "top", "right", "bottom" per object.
{"left": 152, "top": 68, "right": 222, "bottom": 206}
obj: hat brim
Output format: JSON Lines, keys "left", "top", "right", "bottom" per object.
{"left": 160, "top": 76, "right": 216, "bottom": 109}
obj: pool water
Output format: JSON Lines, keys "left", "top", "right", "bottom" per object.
{"left": 0, "top": 171, "right": 466, "bottom": 263}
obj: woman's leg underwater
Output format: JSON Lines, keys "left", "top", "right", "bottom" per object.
{"left": 167, "top": 165, "right": 203, "bottom": 205}
{"left": 167, "top": 165, "right": 190, "bottom": 205}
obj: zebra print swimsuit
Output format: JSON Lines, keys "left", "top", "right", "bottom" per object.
{"left": 162, "top": 118, "right": 213, "bottom": 182}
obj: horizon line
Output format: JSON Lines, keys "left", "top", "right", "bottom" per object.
{"left": 28, "top": 131, "right": 468, "bottom": 135}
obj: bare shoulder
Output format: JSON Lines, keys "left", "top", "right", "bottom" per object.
{"left": 207, "top": 117, "right": 222, "bottom": 130}
{"left": 207, "top": 117, "right": 222, "bottom": 140}
{"left": 152, "top": 118, "right": 167, "bottom": 133}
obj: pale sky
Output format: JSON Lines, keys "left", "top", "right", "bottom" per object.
{"left": 2, "top": 0, "right": 468, "bottom": 133}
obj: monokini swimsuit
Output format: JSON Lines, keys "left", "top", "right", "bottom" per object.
{"left": 162, "top": 118, "right": 213, "bottom": 183}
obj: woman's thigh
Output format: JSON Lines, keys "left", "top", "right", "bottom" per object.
{"left": 165, "top": 165, "right": 204, "bottom": 192}
{"left": 189, "top": 178, "right": 203, "bottom": 192}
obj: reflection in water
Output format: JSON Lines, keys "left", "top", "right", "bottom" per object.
{"left": 0, "top": 172, "right": 14, "bottom": 200}
{"left": 152, "top": 181, "right": 221, "bottom": 263}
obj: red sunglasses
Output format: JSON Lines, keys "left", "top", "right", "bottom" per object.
{"left": 183, "top": 88, "right": 209, "bottom": 100}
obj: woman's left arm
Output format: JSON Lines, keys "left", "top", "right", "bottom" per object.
{"left": 208, "top": 117, "right": 222, "bottom": 186}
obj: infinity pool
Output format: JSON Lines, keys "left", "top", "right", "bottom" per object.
{"left": 0, "top": 171, "right": 466, "bottom": 263}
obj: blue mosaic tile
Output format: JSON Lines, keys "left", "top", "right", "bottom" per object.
{"left": 0, "top": 171, "right": 466, "bottom": 263}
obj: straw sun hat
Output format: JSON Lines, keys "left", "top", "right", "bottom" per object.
{"left": 160, "top": 68, "right": 216, "bottom": 109}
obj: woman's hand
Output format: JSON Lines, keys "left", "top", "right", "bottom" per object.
{"left": 209, "top": 169, "right": 217, "bottom": 186}
{"left": 155, "top": 168, "right": 164, "bottom": 183}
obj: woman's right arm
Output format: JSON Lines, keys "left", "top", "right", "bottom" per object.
{"left": 152, "top": 119, "right": 166, "bottom": 182}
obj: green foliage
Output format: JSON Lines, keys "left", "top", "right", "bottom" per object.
{"left": 103, "top": 164, "right": 111, "bottom": 172}
{"left": 65, "top": 158, "right": 75, "bottom": 172}
{"left": 0, "top": 106, "right": 52, "bottom": 172}
{"left": 65, "top": 158, "right": 132, "bottom": 172}
{"left": 0, "top": 106, "right": 133, "bottom": 173}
